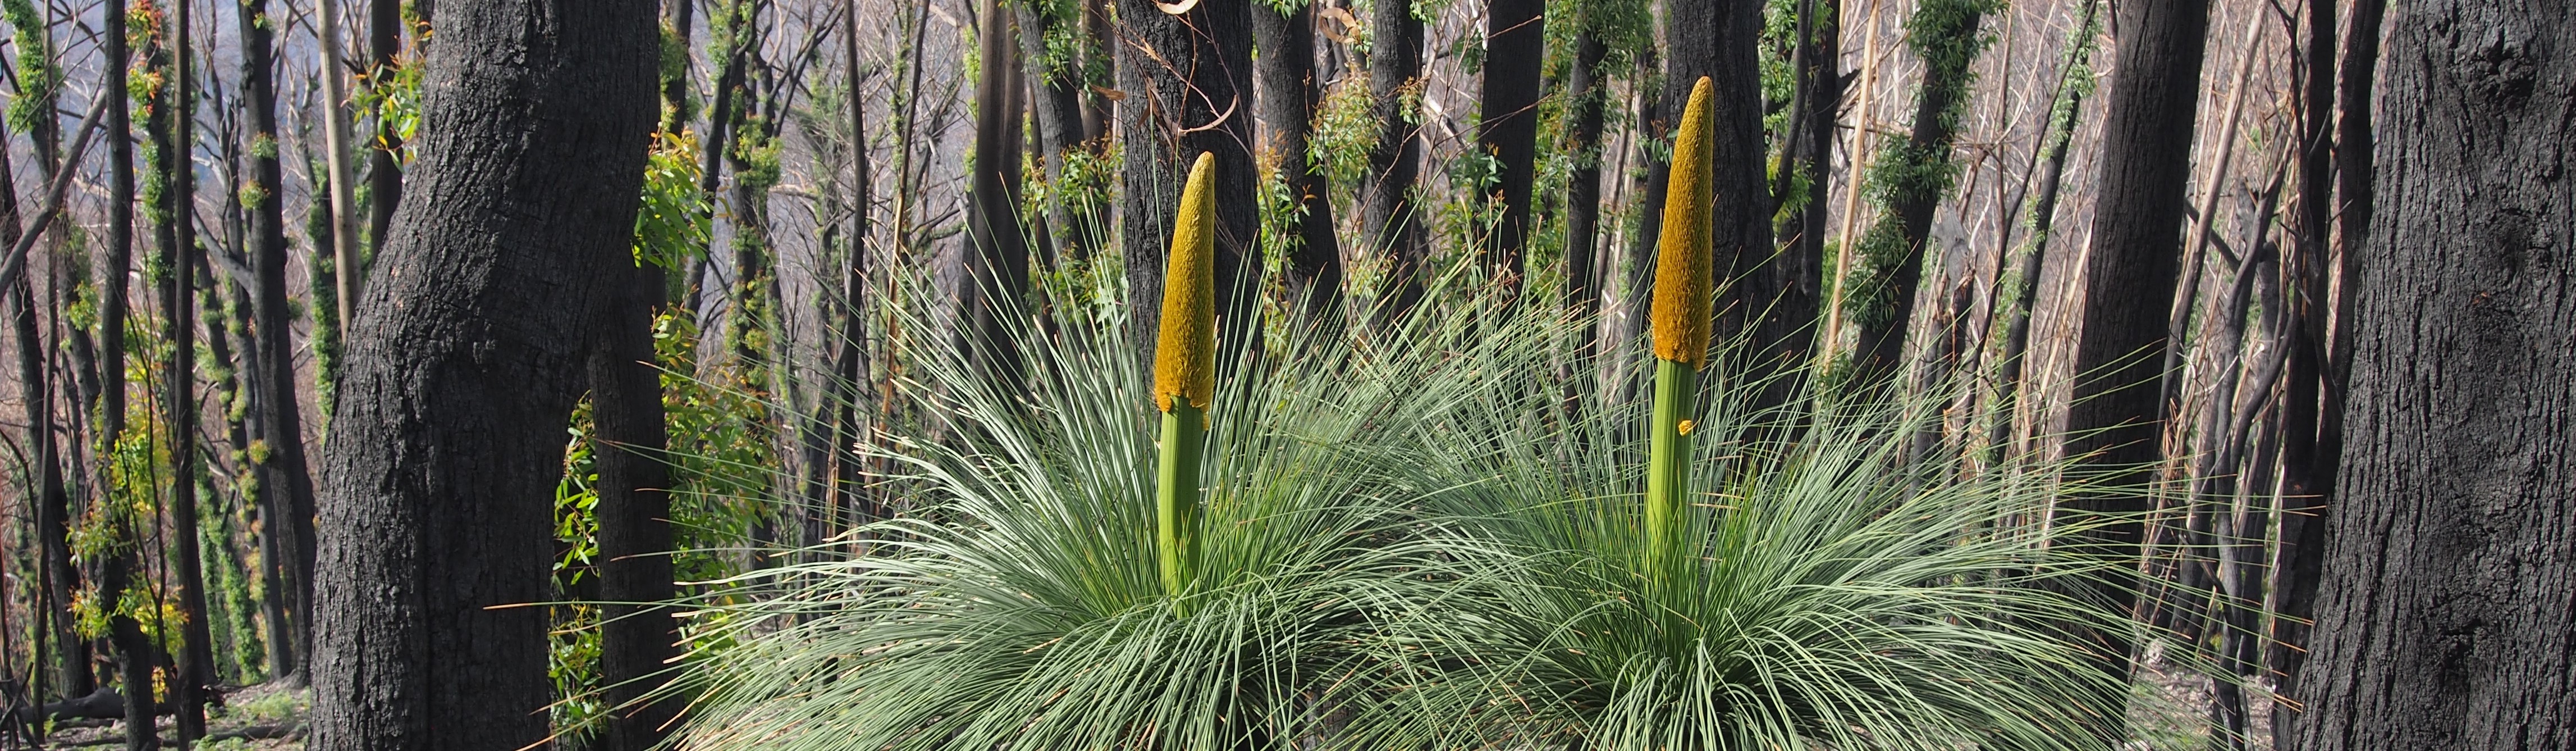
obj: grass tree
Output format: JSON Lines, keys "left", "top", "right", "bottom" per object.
{"left": 1343, "top": 78, "right": 2144, "bottom": 750}
{"left": 664, "top": 157, "right": 1509, "bottom": 750}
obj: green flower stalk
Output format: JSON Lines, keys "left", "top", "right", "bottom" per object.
{"left": 1646, "top": 77, "right": 1715, "bottom": 567}
{"left": 1154, "top": 152, "right": 1218, "bottom": 598}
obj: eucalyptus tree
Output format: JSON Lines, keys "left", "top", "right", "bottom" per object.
{"left": 1253, "top": 0, "right": 1340, "bottom": 317}
{"left": 308, "top": 0, "right": 659, "bottom": 745}
{"left": 2291, "top": 2, "right": 2572, "bottom": 748}
{"left": 966, "top": 0, "right": 1027, "bottom": 383}
{"left": 1118, "top": 0, "right": 1255, "bottom": 364}
{"left": 235, "top": 0, "right": 322, "bottom": 678}
{"left": 1359, "top": 0, "right": 1422, "bottom": 318}
{"left": 1842, "top": 0, "right": 1996, "bottom": 389}
{"left": 92, "top": 1, "right": 166, "bottom": 743}
{"left": 1476, "top": 0, "right": 1541, "bottom": 294}
{"left": 2058, "top": 0, "right": 2209, "bottom": 724}
{"left": 366, "top": 0, "right": 404, "bottom": 247}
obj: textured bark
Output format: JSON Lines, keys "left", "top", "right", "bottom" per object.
{"left": 1358, "top": 0, "right": 1424, "bottom": 320}
{"left": 2057, "top": 0, "right": 2207, "bottom": 722}
{"left": 1635, "top": 0, "right": 1773, "bottom": 372}
{"left": 308, "top": 0, "right": 657, "bottom": 744}
{"left": 1253, "top": 0, "right": 1340, "bottom": 317}
{"left": 968, "top": 0, "right": 1028, "bottom": 383}
{"left": 592, "top": 260, "right": 675, "bottom": 751}
{"left": 236, "top": 0, "right": 320, "bottom": 677}
{"left": 2291, "top": 2, "right": 2575, "bottom": 748}
{"left": 1477, "top": 0, "right": 1541, "bottom": 293}
{"left": 1118, "top": 0, "right": 1255, "bottom": 362}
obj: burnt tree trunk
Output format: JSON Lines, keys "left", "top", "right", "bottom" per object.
{"left": 306, "top": 0, "right": 657, "bottom": 744}
{"left": 1253, "top": 0, "right": 1341, "bottom": 318}
{"left": 592, "top": 258, "right": 676, "bottom": 751}
{"left": 2057, "top": 0, "right": 2208, "bottom": 729}
{"left": 2267, "top": 0, "right": 2365, "bottom": 747}
{"left": 236, "top": 0, "right": 321, "bottom": 679}
{"left": 1781, "top": 0, "right": 1835, "bottom": 365}
{"left": 1477, "top": 0, "right": 1541, "bottom": 295}
{"left": 1561, "top": 7, "right": 1608, "bottom": 348}
{"left": 1358, "top": 0, "right": 1423, "bottom": 321}
{"left": 155, "top": 2, "right": 216, "bottom": 737}
{"left": 1847, "top": 0, "right": 1987, "bottom": 389}
{"left": 1118, "top": 0, "right": 1255, "bottom": 361}
{"left": 1018, "top": 0, "right": 1090, "bottom": 266}
{"left": 2290, "top": 1, "right": 2575, "bottom": 748}
{"left": 968, "top": 0, "right": 1028, "bottom": 383}
{"left": 1635, "top": 0, "right": 1774, "bottom": 376}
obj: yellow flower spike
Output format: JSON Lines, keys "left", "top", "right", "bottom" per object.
{"left": 1650, "top": 76, "right": 1717, "bottom": 370}
{"left": 1644, "top": 76, "right": 1714, "bottom": 581}
{"left": 1153, "top": 152, "right": 1217, "bottom": 603}
{"left": 1154, "top": 152, "right": 1218, "bottom": 413}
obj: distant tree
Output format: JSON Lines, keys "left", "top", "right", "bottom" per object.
{"left": 2058, "top": 0, "right": 2208, "bottom": 729}
{"left": 1118, "top": 0, "right": 1255, "bottom": 362}
{"left": 307, "top": 0, "right": 658, "bottom": 745}
{"left": 1359, "top": 0, "right": 1424, "bottom": 319}
{"left": 1254, "top": 0, "right": 1341, "bottom": 317}
{"left": 1018, "top": 0, "right": 1091, "bottom": 264}
{"left": 1559, "top": 2, "right": 1612, "bottom": 345}
{"left": 1843, "top": 0, "right": 1994, "bottom": 389}
{"left": 2291, "top": 1, "right": 2574, "bottom": 747}
{"left": 967, "top": 0, "right": 1027, "bottom": 381}
{"left": 235, "top": 0, "right": 322, "bottom": 678}
{"left": 365, "top": 0, "right": 405, "bottom": 251}
{"left": 1476, "top": 0, "right": 1540, "bottom": 295}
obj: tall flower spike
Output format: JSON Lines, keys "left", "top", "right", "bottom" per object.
{"left": 1154, "top": 152, "right": 1218, "bottom": 412}
{"left": 1643, "top": 76, "right": 1714, "bottom": 575}
{"left": 1651, "top": 76, "right": 1717, "bottom": 370}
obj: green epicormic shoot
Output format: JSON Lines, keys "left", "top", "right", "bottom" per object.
{"left": 1154, "top": 152, "right": 1218, "bottom": 599}
{"left": 1646, "top": 77, "right": 1715, "bottom": 568}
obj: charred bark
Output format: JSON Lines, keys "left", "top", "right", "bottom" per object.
{"left": 1476, "top": 0, "right": 1541, "bottom": 295}
{"left": 2056, "top": 0, "right": 2208, "bottom": 733}
{"left": 1254, "top": 0, "right": 1341, "bottom": 318}
{"left": 307, "top": 0, "right": 658, "bottom": 745}
{"left": 1117, "top": 0, "right": 1256, "bottom": 361}
{"left": 1358, "top": 0, "right": 1424, "bottom": 321}
{"left": 2291, "top": 2, "right": 2576, "bottom": 748}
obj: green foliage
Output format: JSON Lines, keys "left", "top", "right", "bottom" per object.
{"left": 664, "top": 290, "right": 1532, "bottom": 750}
{"left": 1348, "top": 325, "right": 2143, "bottom": 750}
{"left": 2, "top": 0, "right": 60, "bottom": 134}
{"left": 633, "top": 130, "right": 711, "bottom": 271}
{"left": 354, "top": 51, "right": 423, "bottom": 162}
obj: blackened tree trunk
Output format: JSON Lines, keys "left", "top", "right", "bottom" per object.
{"left": 0, "top": 98, "right": 85, "bottom": 706}
{"left": 1560, "top": 8, "right": 1609, "bottom": 344}
{"left": 1118, "top": 0, "right": 1255, "bottom": 361}
{"left": 831, "top": 0, "right": 875, "bottom": 530}
{"left": 1846, "top": 0, "right": 1988, "bottom": 389}
{"left": 1636, "top": 0, "right": 1773, "bottom": 373}
{"left": 592, "top": 258, "right": 675, "bottom": 751}
{"left": 1253, "top": 0, "right": 1341, "bottom": 317}
{"left": 1477, "top": 0, "right": 1541, "bottom": 294}
{"left": 367, "top": 0, "right": 405, "bottom": 251}
{"left": 307, "top": 0, "right": 657, "bottom": 744}
{"left": 236, "top": 0, "right": 320, "bottom": 679}
{"left": 2266, "top": 1, "right": 2361, "bottom": 747}
{"left": 2058, "top": 0, "right": 2208, "bottom": 724}
{"left": 2291, "top": 2, "right": 2574, "bottom": 747}
{"left": 157, "top": 1, "right": 215, "bottom": 736}
{"left": 1781, "top": 0, "right": 1836, "bottom": 348}
{"left": 1358, "top": 0, "right": 1424, "bottom": 320}
{"left": 968, "top": 0, "right": 1028, "bottom": 382}
{"left": 1018, "top": 0, "right": 1089, "bottom": 266}
{"left": 95, "top": 6, "right": 158, "bottom": 747}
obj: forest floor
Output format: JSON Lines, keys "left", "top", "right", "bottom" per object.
{"left": 38, "top": 681, "right": 306, "bottom": 749}
{"left": 25, "top": 658, "right": 2243, "bottom": 750}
